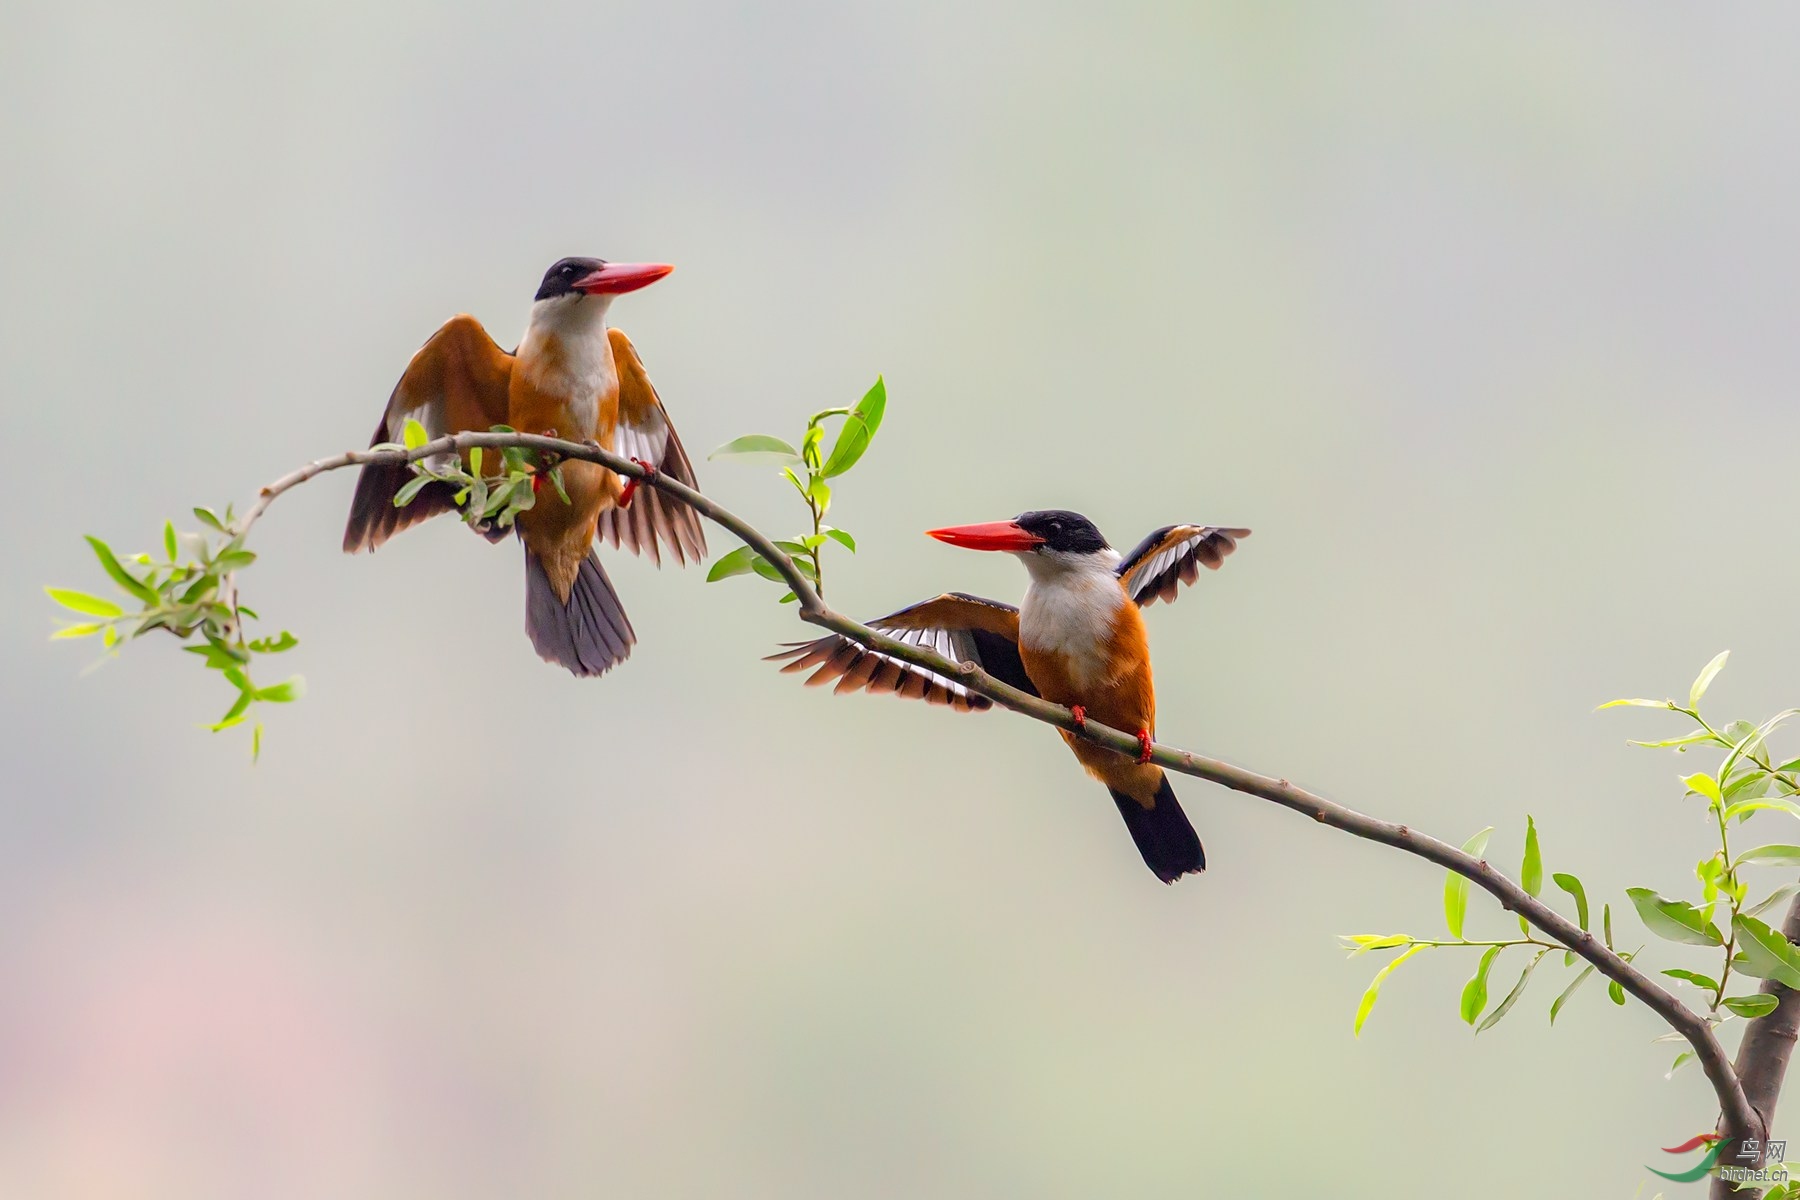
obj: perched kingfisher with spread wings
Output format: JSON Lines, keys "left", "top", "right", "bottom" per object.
{"left": 343, "top": 257, "right": 705, "bottom": 676}
{"left": 770, "top": 512, "right": 1249, "bottom": 883}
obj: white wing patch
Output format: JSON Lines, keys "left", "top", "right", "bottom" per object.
{"left": 1117, "top": 525, "right": 1250, "bottom": 607}
{"left": 613, "top": 408, "right": 670, "bottom": 467}
{"left": 387, "top": 397, "right": 456, "bottom": 471}
{"left": 873, "top": 623, "right": 984, "bottom": 700}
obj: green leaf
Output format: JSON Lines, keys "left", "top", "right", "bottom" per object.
{"left": 402, "top": 418, "right": 429, "bottom": 449}
{"left": 1602, "top": 902, "right": 1614, "bottom": 949}
{"left": 51, "top": 623, "right": 103, "bottom": 639}
{"left": 45, "top": 587, "right": 125, "bottom": 618}
{"left": 823, "top": 527, "right": 856, "bottom": 552}
{"left": 1607, "top": 979, "right": 1625, "bottom": 1005}
{"left": 777, "top": 591, "right": 798, "bottom": 604}
{"left": 1667, "top": 1050, "right": 1695, "bottom": 1078}
{"left": 1724, "top": 769, "right": 1774, "bottom": 807}
{"left": 1732, "top": 914, "right": 1800, "bottom": 989}
{"left": 1722, "top": 994, "right": 1780, "bottom": 1019}
{"left": 85, "top": 536, "right": 160, "bottom": 605}
{"left": 547, "top": 464, "right": 571, "bottom": 506}
{"left": 1662, "top": 968, "right": 1721, "bottom": 992}
{"left": 1627, "top": 730, "right": 1715, "bottom": 749}
{"left": 749, "top": 555, "right": 786, "bottom": 583}
{"left": 819, "top": 376, "right": 887, "bottom": 478}
{"left": 1596, "top": 697, "right": 1674, "bottom": 710}
{"left": 251, "top": 721, "right": 263, "bottom": 762}
{"left": 214, "top": 550, "right": 256, "bottom": 572}
{"left": 1444, "top": 826, "right": 1493, "bottom": 939}
{"left": 253, "top": 677, "right": 304, "bottom": 703}
{"left": 210, "top": 689, "right": 253, "bottom": 730}
{"left": 1549, "top": 963, "right": 1596, "bottom": 1025}
{"left": 1553, "top": 873, "right": 1589, "bottom": 931}
{"left": 1684, "top": 772, "right": 1723, "bottom": 805}
{"left": 1626, "top": 887, "right": 1724, "bottom": 945}
{"left": 1690, "top": 649, "right": 1729, "bottom": 708}
{"left": 393, "top": 473, "right": 435, "bottom": 507}
{"left": 1736, "top": 845, "right": 1800, "bottom": 867}
{"left": 1477, "top": 950, "right": 1547, "bottom": 1033}
{"left": 705, "top": 546, "right": 762, "bottom": 583}
{"left": 193, "top": 506, "right": 226, "bottom": 532}
{"left": 1459, "top": 945, "right": 1502, "bottom": 1025}
{"left": 1746, "top": 884, "right": 1800, "bottom": 919}
{"left": 1353, "top": 943, "right": 1426, "bottom": 1037}
{"left": 1726, "top": 798, "right": 1800, "bottom": 823}
{"left": 1340, "top": 933, "right": 1413, "bottom": 956}
{"left": 163, "top": 521, "right": 179, "bottom": 562}
{"left": 1521, "top": 815, "right": 1543, "bottom": 898}
{"left": 708, "top": 434, "right": 802, "bottom": 465}
{"left": 468, "top": 446, "right": 483, "bottom": 478}
{"left": 807, "top": 476, "right": 832, "bottom": 512}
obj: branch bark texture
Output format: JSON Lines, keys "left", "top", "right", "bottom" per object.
{"left": 243, "top": 429, "right": 1769, "bottom": 1159}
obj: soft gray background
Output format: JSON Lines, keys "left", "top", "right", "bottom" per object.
{"left": 4, "top": 3, "right": 1799, "bottom": 1196}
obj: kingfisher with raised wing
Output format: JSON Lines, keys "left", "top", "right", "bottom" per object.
{"left": 343, "top": 257, "right": 705, "bottom": 676}
{"left": 770, "top": 512, "right": 1249, "bottom": 883}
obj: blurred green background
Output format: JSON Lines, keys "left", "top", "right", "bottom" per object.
{"left": 5, "top": 3, "right": 1800, "bottom": 1195}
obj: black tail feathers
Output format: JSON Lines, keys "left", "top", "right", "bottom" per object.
{"left": 1110, "top": 775, "right": 1205, "bottom": 883}
{"left": 523, "top": 545, "right": 636, "bottom": 677}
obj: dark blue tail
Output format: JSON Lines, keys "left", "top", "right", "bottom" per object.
{"left": 1109, "top": 775, "right": 1205, "bottom": 883}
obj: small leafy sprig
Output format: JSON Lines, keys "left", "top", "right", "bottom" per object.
{"left": 391, "top": 418, "right": 567, "bottom": 532}
{"left": 704, "top": 376, "right": 885, "bottom": 602}
{"left": 1341, "top": 652, "right": 1800, "bottom": 1065}
{"left": 45, "top": 508, "right": 302, "bottom": 759}
{"left": 1341, "top": 817, "right": 1634, "bottom": 1036}
{"left": 1601, "top": 650, "right": 1800, "bottom": 1074}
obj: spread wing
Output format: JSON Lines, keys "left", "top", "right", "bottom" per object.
{"left": 343, "top": 314, "right": 513, "bottom": 553}
{"left": 1115, "top": 525, "right": 1250, "bottom": 607}
{"left": 596, "top": 328, "right": 707, "bottom": 568}
{"left": 766, "top": 592, "right": 1037, "bottom": 712}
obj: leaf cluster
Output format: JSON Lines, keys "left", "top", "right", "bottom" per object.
{"left": 46, "top": 510, "right": 301, "bottom": 758}
{"left": 706, "top": 377, "right": 885, "bottom": 601}
{"left": 1344, "top": 652, "right": 1800, "bottom": 1080}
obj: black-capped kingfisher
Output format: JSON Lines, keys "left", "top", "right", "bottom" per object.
{"left": 343, "top": 257, "right": 705, "bottom": 676}
{"left": 770, "top": 512, "right": 1249, "bottom": 883}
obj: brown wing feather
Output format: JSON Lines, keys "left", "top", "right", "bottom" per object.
{"left": 343, "top": 315, "right": 513, "bottom": 553}
{"left": 766, "top": 593, "right": 1033, "bottom": 711}
{"left": 597, "top": 328, "right": 707, "bottom": 567}
{"left": 1115, "top": 525, "right": 1251, "bottom": 607}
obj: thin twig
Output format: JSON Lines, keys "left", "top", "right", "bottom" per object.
{"left": 240, "top": 429, "right": 1764, "bottom": 1149}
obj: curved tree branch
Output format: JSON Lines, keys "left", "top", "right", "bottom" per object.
{"left": 238, "top": 430, "right": 1764, "bottom": 1152}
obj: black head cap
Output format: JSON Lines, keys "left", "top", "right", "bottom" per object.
{"left": 536, "top": 256, "right": 606, "bottom": 301}
{"left": 1015, "top": 510, "right": 1109, "bottom": 554}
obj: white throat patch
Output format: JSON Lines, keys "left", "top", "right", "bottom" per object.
{"left": 1018, "top": 553, "right": 1128, "bottom": 692}
{"left": 517, "top": 294, "right": 618, "bottom": 434}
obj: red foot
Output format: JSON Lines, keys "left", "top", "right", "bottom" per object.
{"left": 618, "top": 457, "right": 657, "bottom": 508}
{"left": 1134, "top": 727, "right": 1154, "bottom": 764}
{"left": 1069, "top": 704, "right": 1087, "bottom": 730}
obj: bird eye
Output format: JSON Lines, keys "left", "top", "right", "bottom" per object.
{"left": 562, "top": 264, "right": 576, "bottom": 276}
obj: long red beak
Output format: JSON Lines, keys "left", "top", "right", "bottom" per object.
{"left": 927, "top": 520, "right": 1044, "bottom": 552}
{"left": 572, "top": 262, "right": 674, "bottom": 295}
